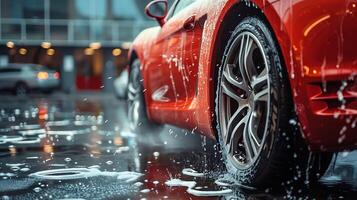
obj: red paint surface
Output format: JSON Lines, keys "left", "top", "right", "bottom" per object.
{"left": 130, "top": 0, "right": 357, "bottom": 151}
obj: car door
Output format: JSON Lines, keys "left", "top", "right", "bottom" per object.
{"left": 148, "top": 0, "right": 206, "bottom": 105}
{"left": 166, "top": 0, "right": 206, "bottom": 103}
{"left": 0, "top": 69, "right": 8, "bottom": 89}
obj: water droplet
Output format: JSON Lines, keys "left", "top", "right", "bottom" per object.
{"left": 33, "top": 187, "right": 41, "bottom": 193}
{"left": 153, "top": 152, "right": 160, "bottom": 157}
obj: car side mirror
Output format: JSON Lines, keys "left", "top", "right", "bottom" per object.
{"left": 145, "top": 0, "right": 168, "bottom": 27}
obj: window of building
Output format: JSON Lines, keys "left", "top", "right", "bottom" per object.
{"left": 1, "top": 0, "right": 44, "bottom": 19}
{"left": 50, "top": 0, "right": 70, "bottom": 19}
{"left": 74, "top": 0, "right": 106, "bottom": 19}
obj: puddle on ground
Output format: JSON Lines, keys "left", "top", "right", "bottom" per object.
{"left": 29, "top": 168, "right": 143, "bottom": 182}
{"left": 0, "top": 95, "right": 357, "bottom": 199}
{"left": 0, "top": 135, "right": 24, "bottom": 144}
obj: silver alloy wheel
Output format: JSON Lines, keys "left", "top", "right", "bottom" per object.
{"left": 219, "top": 32, "right": 271, "bottom": 169}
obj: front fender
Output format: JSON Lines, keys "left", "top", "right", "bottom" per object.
{"left": 128, "top": 27, "right": 161, "bottom": 69}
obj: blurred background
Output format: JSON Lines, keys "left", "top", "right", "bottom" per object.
{"left": 0, "top": 0, "right": 160, "bottom": 94}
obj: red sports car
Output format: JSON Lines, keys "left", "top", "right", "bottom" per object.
{"left": 127, "top": 0, "right": 357, "bottom": 187}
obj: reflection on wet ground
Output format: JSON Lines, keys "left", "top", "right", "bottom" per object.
{"left": 0, "top": 93, "right": 357, "bottom": 199}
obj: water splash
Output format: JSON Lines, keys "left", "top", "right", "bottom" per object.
{"left": 29, "top": 168, "right": 143, "bottom": 182}
{"left": 182, "top": 168, "right": 204, "bottom": 177}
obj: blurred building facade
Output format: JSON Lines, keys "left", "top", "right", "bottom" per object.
{"left": 0, "top": 0, "right": 155, "bottom": 92}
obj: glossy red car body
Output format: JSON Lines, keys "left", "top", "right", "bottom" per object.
{"left": 129, "top": 0, "right": 357, "bottom": 152}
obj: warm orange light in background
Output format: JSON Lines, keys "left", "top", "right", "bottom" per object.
{"left": 9, "top": 145, "right": 17, "bottom": 156}
{"left": 84, "top": 48, "right": 94, "bottom": 55}
{"left": 47, "top": 48, "right": 55, "bottom": 56}
{"left": 19, "top": 48, "right": 27, "bottom": 55}
{"left": 114, "top": 136, "right": 123, "bottom": 146}
{"left": 90, "top": 42, "right": 101, "bottom": 50}
{"left": 7, "top": 41, "right": 14, "bottom": 48}
{"left": 43, "top": 144, "right": 54, "bottom": 154}
{"left": 112, "top": 48, "right": 122, "bottom": 56}
{"left": 41, "top": 42, "right": 52, "bottom": 49}
{"left": 38, "top": 105, "right": 48, "bottom": 120}
{"left": 37, "top": 71, "right": 49, "bottom": 80}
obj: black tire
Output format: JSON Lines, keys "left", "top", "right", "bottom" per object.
{"left": 215, "top": 17, "right": 332, "bottom": 188}
{"left": 14, "top": 82, "right": 28, "bottom": 96}
{"left": 127, "top": 59, "right": 162, "bottom": 133}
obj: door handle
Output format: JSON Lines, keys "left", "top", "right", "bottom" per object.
{"left": 183, "top": 15, "right": 196, "bottom": 31}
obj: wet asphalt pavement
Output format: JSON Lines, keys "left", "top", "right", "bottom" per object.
{"left": 1, "top": 93, "right": 357, "bottom": 199}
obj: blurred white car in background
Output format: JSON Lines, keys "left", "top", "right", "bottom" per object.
{"left": 0, "top": 63, "right": 60, "bottom": 96}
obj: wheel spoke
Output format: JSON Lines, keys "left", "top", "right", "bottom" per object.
{"left": 128, "top": 83, "right": 139, "bottom": 101}
{"left": 128, "top": 83, "right": 139, "bottom": 94}
{"left": 254, "top": 88, "right": 269, "bottom": 102}
{"left": 223, "top": 64, "right": 248, "bottom": 92}
{"left": 225, "top": 106, "right": 249, "bottom": 146}
{"left": 243, "top": 113, "right": 255, "bottom": 162}
{"left": 247, "top": 113, "right": 260, "bottom": 153}
{"left": 238, "top": 34, "right": 254, "bottom": 86}
{"left": 251, "top": 68, "right": 268, "bottom": 91}
{"left": 221, "top": 81, "right": 247, "bottom": 105}
{"left": 227, "top": 109, "right": 251, "bottom": 155}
